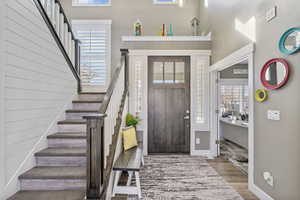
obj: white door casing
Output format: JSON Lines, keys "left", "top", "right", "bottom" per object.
{"left": 209, "top": 43, "right": 269, "bottom": 199}
{"left": 128, "top": 50, "right": 211, "bottom": 156}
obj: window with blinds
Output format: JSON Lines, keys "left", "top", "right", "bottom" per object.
{"left": 72, "top": 0, "right": 111, "bottom": 6}
{"left": 72, "top": 21, "right": 111, "bottom": 89}
{"left": 220, "top": 80, "right": 249, "bottom": 114}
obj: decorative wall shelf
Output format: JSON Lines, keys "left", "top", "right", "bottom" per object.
{"left": 122, "top": 33, "right": 212, "bottom": 42}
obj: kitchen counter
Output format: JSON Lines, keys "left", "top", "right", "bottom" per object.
{"left": 220, "top": 117, "right": 248, "bottom": 149}
{"left": 220, "top": 117, "right": 248, "bottom": 128}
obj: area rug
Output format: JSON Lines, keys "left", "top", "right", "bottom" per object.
{"left": 137, "top": 155, "right": 244, "bottom": 200}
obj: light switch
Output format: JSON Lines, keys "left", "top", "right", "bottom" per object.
{"left": 267, "top": 110, "right": 280, "bottom": 121}
{"left": 196, "top": 138, "right": 201, "bottom": 145}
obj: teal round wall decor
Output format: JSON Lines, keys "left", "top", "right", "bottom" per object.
{"left": 279, "top": 27, "right": 300, "bottom": 55}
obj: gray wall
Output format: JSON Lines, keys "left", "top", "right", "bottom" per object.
{"left": 60, "top": 0, "right": 202, "bottom": 71}
{"left": 200, "top": 0, "right": 300, "bottom": 199}
{"left": 0, "top": 0, "right": 77, "bottom": 198}
{"left": 0, "top": 0, "right": 5, "bottom": 196}
{"left": 220, "top": 64, "right": 248, "bottom": 79}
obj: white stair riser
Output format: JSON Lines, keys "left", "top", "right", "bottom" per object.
{"left": 48, "top": 139, "right": 86, "bottom": 148}
{"left": 72, "top": 103, "right": 101, "bottom": 110}
{"left": 66, "top": 112, "right": 99, "bottom": 120}
{"left": 20, "top": 179, "right": 86, "bottom": 191}
{"left": 58, "top": 124, "right": 86, "bottom": 132}
{"left": 36, "top": 157, "right": 86, "bottom": 167}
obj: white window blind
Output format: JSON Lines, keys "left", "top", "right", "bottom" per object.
{"left": 72, "top": 0, "right": 111, "bottom": 6}
{"left": 72, "top": 21, "right": 111, "bottom": 88}
{"left": 220, "top": 80, "right": 249, "bottom": 113}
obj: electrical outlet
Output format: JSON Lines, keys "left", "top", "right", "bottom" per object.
{"left": 266, "top": 6, "right": 277, "bottom": 22}
{"left": 263, "top": 172, "right": 274, "bottom": 187}
{"left": 196, "top": 138, "right": 201, "bottom": 145}
{"left": 267, "top": 110, "right": 280, "bottom": 121}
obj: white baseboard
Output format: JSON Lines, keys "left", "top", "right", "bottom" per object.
{"left": 2, "top": 94, "right": 76, "bottom": 199}
{"left": 249, "top": 182, "right": 274, "bottom": 200}
{"left": 191, "top": 150, "right": 214, "bottom": 159}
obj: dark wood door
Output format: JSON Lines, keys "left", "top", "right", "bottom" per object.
{"left": 148, "top": 56, "right": 190, "bottom": 153}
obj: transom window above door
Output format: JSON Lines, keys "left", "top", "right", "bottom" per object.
{"left": 154, "top": 0, "right": 177, "bottom": 4}
{"left": 153, "top": 60, "right": 185, "bottom": 84}
{"left": 72, "top": 0, "right": 111, "bottom": 6}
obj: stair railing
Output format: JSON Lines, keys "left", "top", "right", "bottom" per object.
{"left": 84, "top": 49, "right": 129, "bottom": 199}
{"left": 33, "top": 0, "right": 81, "bottom": 92}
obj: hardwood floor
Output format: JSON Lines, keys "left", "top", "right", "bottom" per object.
{"left": 207, "top": 158, "right": 259, "bottom": 200}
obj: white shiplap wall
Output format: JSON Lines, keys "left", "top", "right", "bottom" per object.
{"left": 0, "top": 0, "right": 6, "bottom": 197}
{"left": 1, "top": 0, "right": 77, "bottom": 197}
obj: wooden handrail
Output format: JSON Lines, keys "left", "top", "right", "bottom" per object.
{"left": 99, "top": 49, "right": 129, "bottom": 114}
{"left": 32, "top": 0, "right": 81, "bottom": 91}
{"left": 54, "top": 0, "right": 77, "bottom": 40}
{"left": 85, "top": 49, "right": 129, "bottom": 200}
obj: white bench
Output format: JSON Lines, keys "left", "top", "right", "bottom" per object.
{"left": 112, "top": 147, "right": 144, "bottom": 199}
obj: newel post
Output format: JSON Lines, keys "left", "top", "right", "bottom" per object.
{"left": 84, "top": 114, "right": 107, "bottom": 200}
{"left": 75, "top": 39, "right": 82, "bottom": 93}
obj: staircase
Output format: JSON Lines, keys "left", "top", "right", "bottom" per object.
{"left": 7, "top": 0, "right": 129, "bottom": 199}
{"left": 8, "top": 93, "right": 104, "bottom": 200}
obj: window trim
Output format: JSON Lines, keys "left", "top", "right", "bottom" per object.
{"left": 153, "top": 0, "right": 178, "bottom": 5}
{"left": 72, "top": 0, "right": 112, "bottom": 7}
{"left": 72, "top": 19, "right": 112, "bottom": 92}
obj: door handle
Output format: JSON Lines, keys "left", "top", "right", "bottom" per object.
{"left": 184, "top": 115, "right": 190, "bottom": 120}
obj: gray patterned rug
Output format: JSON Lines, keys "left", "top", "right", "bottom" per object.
{"left": 136, "top": 155, "right": 244, "bottom": 200}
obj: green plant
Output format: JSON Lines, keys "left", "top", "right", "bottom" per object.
{"left": 126, "top": 113, "right": 141, "bottom": 127}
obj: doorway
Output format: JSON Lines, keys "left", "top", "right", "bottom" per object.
{"left": 210, "top": 43, "right": 255, "bottom": 190}
{"left": 148, "top": 56, "right": 190, "bottom": 153}
{"left": 218, "top": 61, "right": 249, "bottom": 174}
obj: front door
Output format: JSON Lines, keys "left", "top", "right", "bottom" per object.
{"left": 148, "top": 56, "right": 190, "bottom": 153}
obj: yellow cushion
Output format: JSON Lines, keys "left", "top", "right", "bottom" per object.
{"left": 122, "top": 127, "right": 138, "bottom": 151}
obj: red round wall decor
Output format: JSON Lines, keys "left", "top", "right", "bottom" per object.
{"left": 260, "top": 58, "right": 290, "bottom": 90}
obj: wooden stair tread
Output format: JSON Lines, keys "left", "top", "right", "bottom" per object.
{"left": 72, "top": 100, "right": 103, "bottom": 103}
{"left": 47, "top": 132, "right": 86, "bottom": 139}
{"left": 57, "top": 119, "right": 86, "bottom": 125}
{"left": 8, "top": 190, "right": 85, "bottom": 200}
{"left": 35, "top": 148, "right": 86, "bottom": 157}
{"left": 79, "top": 92, "right": 106, "bottom": 95}
{"left": 65, "top": 109, "right": 99, "bottom": 113}
{"left": 19, "top": 167, "right": 86, "bottom": 180}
